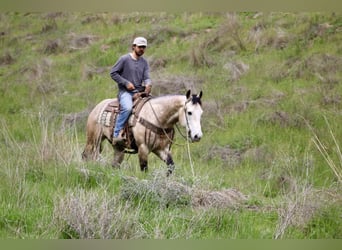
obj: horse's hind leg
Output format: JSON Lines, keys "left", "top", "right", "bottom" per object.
{"left": 138, "top": 144, "right": 149, "bottom": 172}
{"left": 112, "top": 145, "right": 125, "bottom": 169}
{"left": 82, "top": 125, "right": 103, "bottom": 161}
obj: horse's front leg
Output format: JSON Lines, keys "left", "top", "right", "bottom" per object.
{"left": 165, "top": 153, "right": 175, "bottom": 176}
{"left": 155, "top": 150, "right": 175, "bottom": 176}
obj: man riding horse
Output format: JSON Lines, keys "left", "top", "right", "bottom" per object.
{"left": 110, "top": 36, "right": 152, "bottom": 145}
{"left": 82, "top": 36, "right": 203, "bottom": 175}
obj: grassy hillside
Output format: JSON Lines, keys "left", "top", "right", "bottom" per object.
{"left": 0, "top": 12, "right": 341, "bottom": 239}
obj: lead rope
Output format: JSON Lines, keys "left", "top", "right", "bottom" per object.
{"left": 186, "top": 126, "right": 195, "bottom": 178}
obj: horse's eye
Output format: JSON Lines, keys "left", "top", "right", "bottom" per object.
{"left": 187, "top": 111, "right": 192, "bottom": 115}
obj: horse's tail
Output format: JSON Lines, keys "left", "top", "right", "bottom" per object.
{"left": 82, "top": 113, "right": 104, "bottom": 161}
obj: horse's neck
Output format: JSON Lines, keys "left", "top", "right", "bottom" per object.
{"left": 146, "top": 95, "right": 185, "bottom": 127}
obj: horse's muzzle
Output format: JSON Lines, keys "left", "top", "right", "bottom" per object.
{"left": 190, "top": 132, "right": 202, "bottom": 142}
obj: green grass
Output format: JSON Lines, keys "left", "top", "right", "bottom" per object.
{"left": 0, "top": 12, "right": 341, "bottom": 239}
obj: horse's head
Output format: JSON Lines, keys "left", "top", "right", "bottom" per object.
{"left": 180, "top": 90, "right": 203, "bottom": 142}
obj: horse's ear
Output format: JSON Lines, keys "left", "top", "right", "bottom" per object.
{"left": 186, "top": 89, "right": 191, "bottom": 99}
{"left": 197, "top": 91, "right": 202, "bottom": 99}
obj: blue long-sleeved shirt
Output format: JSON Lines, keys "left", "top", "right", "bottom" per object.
{"left": 110, "top": 53, "right": 151, "bottom": 93}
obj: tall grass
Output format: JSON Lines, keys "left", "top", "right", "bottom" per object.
{"left": 310, "top": 116, "right": 342, "bottom": 183}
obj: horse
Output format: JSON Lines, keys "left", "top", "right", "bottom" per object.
{"left": 82, "top": 90, "right": 203, "bottom": 175}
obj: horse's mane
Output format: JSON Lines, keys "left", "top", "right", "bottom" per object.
{"left": 152, "top": 94, "right": 183, "bottom": 99}
{"left": 151, "top": 93, "right": 201, "bottom": 106}
{"left": 150, "top": 94, "right": 185, "bottom": 104}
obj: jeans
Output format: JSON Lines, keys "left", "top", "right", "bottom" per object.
{"left": 113, "top": 91, "right": 134, "bottom": 138}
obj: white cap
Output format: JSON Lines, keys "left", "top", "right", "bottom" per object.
{"left": 133, "top": 37, "right": 147, "bottom": 47}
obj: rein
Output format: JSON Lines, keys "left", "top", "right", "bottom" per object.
{"left": 138, "top": 117, "right": 174, "bottom": 135}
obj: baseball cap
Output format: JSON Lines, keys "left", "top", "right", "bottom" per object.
{"left": 133, "top": 37, "right": 147, "bottom": 47}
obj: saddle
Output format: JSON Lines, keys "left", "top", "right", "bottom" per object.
{"left": 99, "top": 93, "right": 175, "bottom": 153}
{"left": 98, "top": 93, "right": 151, "bottom": 153}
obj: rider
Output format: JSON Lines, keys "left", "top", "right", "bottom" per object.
{"left": 110, "top": 37, "right": 152, "bottom": 145}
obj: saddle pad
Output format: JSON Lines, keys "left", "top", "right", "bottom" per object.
{"left": 97, "top": 100, "right": 119, "bottom": 127}
{"left": 98, "top": 111, "right": 112, "bottom": 127}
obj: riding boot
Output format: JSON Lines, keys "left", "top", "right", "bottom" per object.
{"left": 112, "top": 130, "right": 126, "bottom": 146}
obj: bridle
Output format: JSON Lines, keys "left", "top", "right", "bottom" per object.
{"left": 181, "top": 98, "right": 193, "bottom": 140}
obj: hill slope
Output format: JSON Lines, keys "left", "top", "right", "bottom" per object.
{"left": 0, "top": 12, "right": 341, "bottom": 239}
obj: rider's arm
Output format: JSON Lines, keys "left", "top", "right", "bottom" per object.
{"left": 110, "top": 55, "right": 130, "bottom": 88}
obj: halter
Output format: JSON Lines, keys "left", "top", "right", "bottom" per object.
{"left": 182, "top": 98, "right": 193, "bottom": 140}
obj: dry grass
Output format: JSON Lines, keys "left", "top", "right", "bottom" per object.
{"left": 223, "top": 60, "right": 249, "bottom": 82}
{"left": 53, "top": 189, "right": 145, "bottom": 239}
{"left": 274, "top": 184, "right": 341, "bottom": 239}
{"left": 52, "top": 172, "right": 248, "bottom": 239}
{"left": 22, "top": 110, "right": 84, "bottom": 166}
{"left": 257, "top": 110, "right": 305, "bottom": 129}
{"left": 120, "top": 173, "right": 192, "bottom": 207}
{"left": 187, "top": 32, "right": 217, "bottom": 68}
{"left": 120, "top": 170, "right": 248, "bottom": 209}
{"left": 269, "top": 53, "right": 342, "bottom": 83}
{"left": 68, "top": 33, "right": 99, "bottom": 50}
{"left": 184, "top": 13, "right": 247, "bottom": 69}
{"left": 81, "top": 65, "right": 110, "bottom": 80}
{"left": 151, "top": 73, "right": 203, "bottom": 95}
{"left": 192, "top": 188, "right": 248, "bottom": 209}
{"left": 218, "top": 13, "right": 246, "bottom": 51}
{"left": 249, "top": 25, "right": 291, "bottom": 51}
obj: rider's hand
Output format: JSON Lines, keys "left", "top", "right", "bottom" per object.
{"left": 126, "top": 82, "right": 135, "bottom": 91}
{"left": 145, "top": 84, "right": 151, "bottom": 95}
